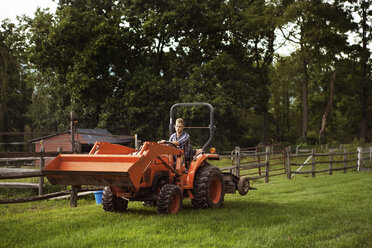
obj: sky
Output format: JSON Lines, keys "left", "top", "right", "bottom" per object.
{"left": 0, "top": 0, "right": 57, "bottom": 23}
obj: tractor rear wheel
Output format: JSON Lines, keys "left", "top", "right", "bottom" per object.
{"left": 191, "top": 163, "right": 225, "bottom": 209}
{"left": 157, "top": 184, "right": 182, "bottom": 214}
{"left": 102, "top": 186, "right": 128, "bottom": 212}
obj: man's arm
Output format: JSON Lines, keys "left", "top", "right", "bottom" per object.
{"left": 159, "top": 133, "right": 189, "bottom": 147}
{"left": 159, "top": 133, "right": 176, "bottom": 144}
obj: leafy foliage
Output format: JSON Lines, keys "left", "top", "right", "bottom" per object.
{"left": 0, "top": 0, "right": 371, "bottom": 150}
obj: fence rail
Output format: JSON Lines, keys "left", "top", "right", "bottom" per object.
{"left": 285, "top": 147, "right": 371, "bottom": 178}
{"left": 219, "top": 145, "right": 371, "bottom": 182}
{"left": 0, "top": 168, "right": 43, "bottom": 179}
{"left": 1, "top": 143, "right": 371, "bottom": 205}
{"left": 219, "top": 144, "right": 286, "bottom": 183}
{"left": 0, "top": 147, "right": 73, "bottom": 199}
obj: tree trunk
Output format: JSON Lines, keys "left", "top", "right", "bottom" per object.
{"left": 360, "top": 87, "right": 367, "bottom": 141}
{"left": 359, "top": 2, "right": 369, "bottom": 141}
{"left": 301, "top": 57, "right": 309, "bottom": 143}
{"left": 257, "top": 30, "right": 275, "bottom": 145}
{"left": 319, "top": 69, "right": 336, "bottom": 143}
{"left": 286, "top": 88, "right": 290, "bottom": 139}
{"left": 263, "top": 110, "right": 268, "bottom": 144}
{"left": 254, "top": 38, "right": 269, "bottom": 145}
{"left": 0, "top": 50, "right": 9, "bottom": 147}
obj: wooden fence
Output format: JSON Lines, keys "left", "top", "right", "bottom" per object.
{"left": 0, "top": 151, "right": 58, "bottom": 194}
{"left": 1, "top": 149, "right": 69, "bottom": 203}
{"left": 1, "top": 143, "right": 371, "bottom": 204}
{"left": 287, "top": 148, "right": 354, "bottom": 178}
{"left": 0, "top": 114, "right": 133, "bottom": 205}
{"left": 220, "top": 145, "right": 371, "bottom": 182}
{"left": 0, "top": 148, "right": 96, "bottom": 205}
{"left": 287, "top": 147, "right": 371, "bottom": 178}
{"left": 0, "top": 153, "right": 99, "bottom": 204}
{"left": 220, "top": 144, "right": 286, "bottom": 183}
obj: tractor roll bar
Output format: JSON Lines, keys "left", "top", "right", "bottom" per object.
{"left": 169, "top": 102, "right": 214, "bottom": 152}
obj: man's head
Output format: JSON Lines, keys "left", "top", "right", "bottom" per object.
{"left": 175, "top": 118, "right": 185, "bottom": 134}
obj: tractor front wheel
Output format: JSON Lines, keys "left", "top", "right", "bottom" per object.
{"left": 102, "top": 186, "right": 128, "bottom": 212}
{"left": 157, "top": 184, "right": 182, "bottom": 214}
{"left": 191, "top": 163, "right": 225, "bottom": 209}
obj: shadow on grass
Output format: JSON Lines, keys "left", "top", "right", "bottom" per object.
{"left": 100, "top": 199, "right": 271, "bottom": 216}
{"left": 104, "top": 198, "right": 304, "bottom": 222}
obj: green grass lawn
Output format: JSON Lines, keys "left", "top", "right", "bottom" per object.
{"left": 1, "top": 170, "right": 371, "bottom": 248}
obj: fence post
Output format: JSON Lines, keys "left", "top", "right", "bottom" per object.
{"left": 370, "top": 147, "right": 371, "bottom": 162}
{"left": 265, "top": 147, "right": 270, "bottom": 183}
{"left": 70, "top": 112, "right": 80, "bottom": 207}
{"left": 357, "top": 147, "right": 362, "bottom": 171}
{"left": 39, "top": 141, "right": 45, "bottom": 196}
{"left": 235, "top": 146, "right": 240, "bottom": 178}
{"left": 257, "top": 148, "right": 262, "bottom": 176}
{"left": 286, "top": 147, "right": 291, "bottom": 179}
{"left": 311, "top": 148, "right": 316, "bottom": 177}
{"left": 343, "top": 148, "right": 347, "bottom": 174}
{"left": 230, "top": 150, "right": 234, "bottom": 174}
{"left": 70, "top": 111, "right": 76, "bottom": 153}
{"left": 329, "top": 149, "right": 333, "bottom": 175}
{"left": 296, "top": 145, "right": 299, "bottom": 155}
{"left": 70, "top": 185, "right": 81, "bottom": 207}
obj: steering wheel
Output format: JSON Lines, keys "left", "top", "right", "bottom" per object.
{"left": 162, "top": 141, "right": 178, "bottom": 148}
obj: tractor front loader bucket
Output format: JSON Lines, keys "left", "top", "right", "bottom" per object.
{"left": 42, "top": 141, "right": 182, "bottom": 188}
{"left": 43, "top": 153, "right": 144, "bottom": 187}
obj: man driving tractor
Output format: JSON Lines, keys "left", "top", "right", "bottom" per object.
{"left": 159, "top": 118, "right": 190, "bottom": 158}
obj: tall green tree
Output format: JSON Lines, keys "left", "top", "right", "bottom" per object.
{"left": 0, "top": 20, "right": 32, "bottom": 150}
{"left": 27, "top": 1, "right": 130, "bottom": 131}
{"left": 277, "top": 0, "right": 353, "bottom": 143}
{"left": 269, "top": 55, "right": 301, "bottom": 143}
{"left": 350, "top": 0, "right": 372, "bottom": 141}
{"left": 225, "top": 0, "right": 279, "bottom": 144}
{"left": 16, "top": 0, "right": 367, "bottom": 149}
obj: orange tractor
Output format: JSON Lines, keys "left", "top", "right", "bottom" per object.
{"left": 43, "top": 103, "right": 250, "bottom": 214}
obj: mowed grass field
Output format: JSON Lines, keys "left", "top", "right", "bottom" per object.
{"left": 1, "top": 170, "right": 371, "bottom": 248}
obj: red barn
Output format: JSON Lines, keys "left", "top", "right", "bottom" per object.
{"left": 30, "top": 129, "right": 134, "bottom": 153}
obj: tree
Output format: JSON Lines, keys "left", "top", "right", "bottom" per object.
{"left": 26, "top": 9, "right": 71, "bottom": 131}
{"left": 183, "top": 52, "right": 257, "bottom": 148}
{"left": 0, "top": 19, "right": 32, "bottom": 150}
{"left": 269, "top": 55, "right": 301, "bottom": 143}
{"left": 7, "top": 0, "right": 365, "bottom": 149}
{"left": 226, "top": 0, "right": 279, "bottom": 144}
{"left": 350, "top": 0, "right": 372, "bottom": 141}
{"left": 318, "top": 69, "right": 336, "bottom": 143}
{"left": 278, "top": 0, "right": 353, "bottom": 143}
{"left": 27, "top": 2, "right": 131, "bottom": 130}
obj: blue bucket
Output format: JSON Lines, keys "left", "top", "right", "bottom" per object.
{"left": 94, "top": 190, "right": 103, "bottom": 204}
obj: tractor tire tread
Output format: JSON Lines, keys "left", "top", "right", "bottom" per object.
{"left": 191, "top": 163, "right": 224, "bottom": 209}
{"left": 157, "top": 184, "right": 182, "bottom": 214}
{"left": 237, "top": 176, "right": 250, "bottom": 196}
{"left": 102, "top": 186, "right": 128, "bottom": 212}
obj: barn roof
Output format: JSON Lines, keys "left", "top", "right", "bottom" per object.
{"left": 29, "top": 131, "right": 69, "bottom": 142}
{"left": 30, "top": 129, "right": 133, "bottom": 145}
{"left": 76, "top": 129, "right": 133, "bottom": 144}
